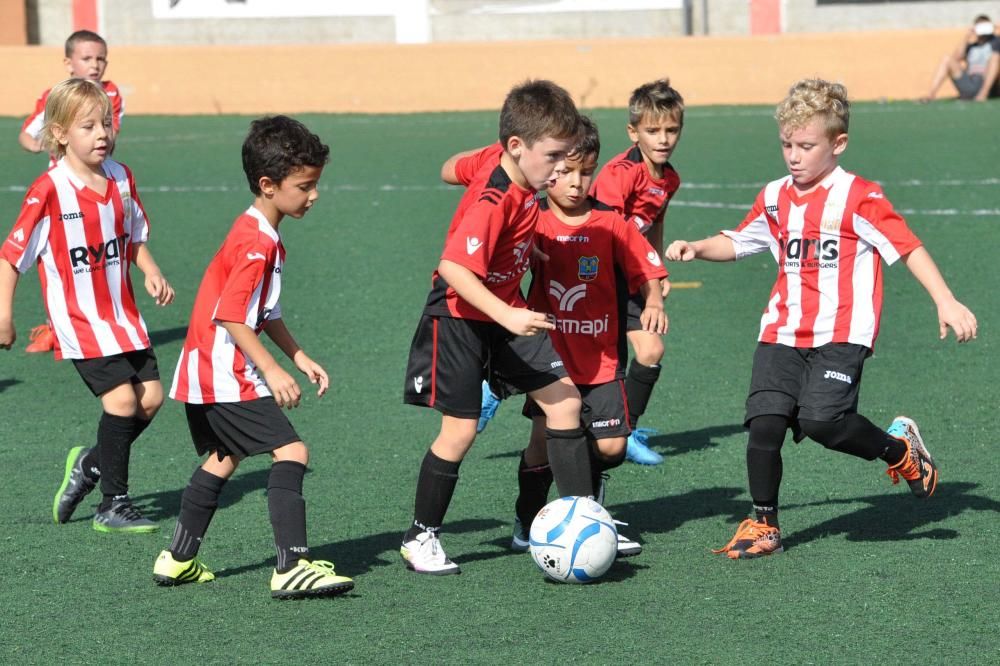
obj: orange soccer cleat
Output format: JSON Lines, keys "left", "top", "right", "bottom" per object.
{"left": 713, "top": 518, "right": 783, "bottom": 560}
{"left": 25, "top": 323, "right": 56, "bottom": 353}
{"left": 886, "top": 416, "right": 938, "bottom": 498}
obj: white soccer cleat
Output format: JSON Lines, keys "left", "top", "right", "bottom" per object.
{"left": 613, "top": 519, "right": 642, "bottom": 557}
{"left": 400, "top": 531, "right": 461, "bottom": 575}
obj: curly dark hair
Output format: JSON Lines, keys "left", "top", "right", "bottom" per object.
{"left": 242, "top": 115, "right": 330, "bottom": 195}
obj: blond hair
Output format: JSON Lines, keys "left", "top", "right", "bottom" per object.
{"left": 628, "top": 78, "right": 685, "bottom": 126}
{"left": 41, "top": 78, "right": 113, "bottom": 156}
{"left": 775, "top": 78, "right": 849, "bottom": 138}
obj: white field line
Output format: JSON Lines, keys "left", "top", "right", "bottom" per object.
{"left": 2, "top": 182, "right": 997, "bottom": 217}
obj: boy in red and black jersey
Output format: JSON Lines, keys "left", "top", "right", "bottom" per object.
{"left": 401, "top": 80, "right": 588, "bottom": 575}
{"left": 512, "top": 117, "right": 667, "bottom": 556}
{"left": 590, "top": 79, "right": 684, "bottom": 465}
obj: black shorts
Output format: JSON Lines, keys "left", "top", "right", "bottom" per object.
{"left": 403, "top": 314, "right": 568, "bottom": 419}
{"left": 625, "top": 293, "right": 647, "bottom": 332}
{"left": 184, "top": 397, "right": 301, "bottom": 461}
{"left": 72, "top": 348, "right": 160, "bottom": 396}
{"left": 745, "top": 342, "right": 868, "bottom": 435}
{"left": 523, "top": 379, "right": 631, "bottom": 439}
{"left": 951, "top": 72, "right": 1000, "bottom": 99}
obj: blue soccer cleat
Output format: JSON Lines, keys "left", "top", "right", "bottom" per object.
{"left": 477, "top": 380, "right": 502, "bottom": 433}
{"left": 626, "top": 428, "right": 663, "bottom": 465}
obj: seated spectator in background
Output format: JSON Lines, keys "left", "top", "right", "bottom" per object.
{"left": 920, "top": 15, "right": 1000, "bottom": 102}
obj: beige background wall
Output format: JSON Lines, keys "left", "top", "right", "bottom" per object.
{"left": 1, "top": 28, "right": 960, "bottom": 116}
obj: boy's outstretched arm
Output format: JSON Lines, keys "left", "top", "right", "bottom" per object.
{"left": 901, "top": 246, "right": 978, "bottom": 342}
{"left": 0, "top": 260, "right": 20, "bottom": 349}
{"left": 17, "top": 131, "right": 43, "bottom": 153}
{"left": 637, "top": 278, "right": 668, "bottom": 334}
{"left": 438, "top": 259, "right": 554, "bottom": 336}
{"left": 665, "top": 235, "right": 737, "bottom": 262}
{"left": 264, "top": 318, "right": 329, "bottom": 397}
{"left": 132, "top": 243, "right": 174, "bottom": 306}
{"left": 441, "top": 148, "right": 487, "bottom": 185}
{"left": 220, "top": 320, "right": 301, "bottom": 408}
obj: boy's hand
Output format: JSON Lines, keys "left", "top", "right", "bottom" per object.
{"left": 501, "top": 307, "right": 555, "bottom": 337}
{"left": 262, "top": 365, "right": 302, "bottom": 408}
{"left": 293, "top": 351, "right": 330, "bottom": 398}
{"left": 665, "top": 240, "right": 696, "bottom": 262}
{"left": 144, "top": 273, "right": 175, "bottom": 306}
{"left": 660, "top": 278, "right": 671, "bottom": 299}
{"left": 0, "top": 318, "right": 15, "bottom": 349}
{"left": 640, "top": 304, "right": 668, "bottom": 335}
{"left": 937, "top": 299, "right": 978, "bottom": 342}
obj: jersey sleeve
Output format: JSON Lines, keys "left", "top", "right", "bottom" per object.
{"left": 721, "top": 190, "right": 779, "bottom": 261}
{"left": 439, "top": 195, "right": 508, "bottom": 279}
{"left": 124, "top": 166, "right": 150, "bottom": 244}
{"left": 852, "top": 185, "right": 922, "bottom": 266}
{"left": 213, "top": 242, "right": 275, "bottom": 324}
{"left": 614, "top": 217, "right": 668, "bottom": 293}
{"left": 454, "top": 143, "right": 502, "bottom": 187}
{"left": 109, "top": 83, "right": 125, "bottom": 131}
{"left": 2, "top": 186, "right": 51, "bottom": 273}
{"left": 21, "top": 91, "right": 48, "bottom": 139}
{"left": 590, "top": 163, "right": 629, "bottom": 214}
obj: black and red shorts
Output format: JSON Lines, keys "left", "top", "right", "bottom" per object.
{"left": 523, "top": 378, "right": 631, "bottom": 439}
{"left": 403, "top": 314, "right": 568, "bottom": 419}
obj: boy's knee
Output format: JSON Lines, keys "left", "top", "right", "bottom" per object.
{"left": 272, "top": 441, "right": 309, "bottom": 466}
{"left": 747, "top": 414, "right": 788, "bottom": 451}
{"left": 630, "top": 333, "right": 664, "bottom": 365}
{"left": 100, "top": 384, "right": 138, "bottom": 417}
{"left": 798, "top": 418, "right": 841, "bottom": 449}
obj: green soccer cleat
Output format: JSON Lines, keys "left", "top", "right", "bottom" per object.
{"left": 53, "top": 446, "right": 99, "bottom": 524}
{"left": 92, "top": 497, "right": 159, "bottom": 533}
{"left": 270, "top": 559, "right": 354, "bottom": 599}
{"left": 153, "top": 550, "right": 215, "bottom": 586}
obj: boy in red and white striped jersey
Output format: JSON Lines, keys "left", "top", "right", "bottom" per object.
{"left": 156, "top": 116, "right": 353, "bottom": 599}
{"left": 666, "top": 78, "right": 978, "bottom": 559}
{"left": 18, "top": 30, "right": 126, "bottom": 353}
{"left": 0, "top": 79, "right": 173, "bottom": 532}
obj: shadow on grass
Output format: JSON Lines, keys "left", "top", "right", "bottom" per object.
{"left": 605, "top": 485, "right": 749, "bottom": 536}
{"left": 481, "top": 423, "right": 746, "bottom": 461}
{"left": 215, "top": 517, "right": 506, "bottom": 580}
{"left": 131, "top": 468, "right": 272, "bottom": 521}
{"left": 645, "top": 423, "right": 745, "bottom": 456}
{"left": 782, "top": 481, "right": 1000, "bottom": 548}
{"left": 149, "top": 326, "right": 189, "bottom": 347}
{"left": 0, "top": 378, "right": 22, "bottom": 393}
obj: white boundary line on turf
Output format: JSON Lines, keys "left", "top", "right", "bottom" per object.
{"left": 2, "top": 183, "right": 996, "bottom": 217}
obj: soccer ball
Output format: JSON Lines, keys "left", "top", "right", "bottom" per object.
{"left": 529, "top": 496, "right": 618, "bottom": 584}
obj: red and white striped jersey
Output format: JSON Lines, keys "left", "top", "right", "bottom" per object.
{"left": 528, "top": 199, "right": 667, "bottom": 384}
{"left": 590, "top": 145, "right": 681, "bottom": 238}
{"left": 723, "top": 167, "right": 922, "bottom": 349}
{"left": 2, "top": 158, "right": 151, "bottom": 360}
{"left": 169, "top": 207, "right": 285, "bottom": 404}
{"left": 22, "top": 80, "right": 125, "bottom": 140}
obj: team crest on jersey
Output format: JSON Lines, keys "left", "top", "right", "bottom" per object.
{"left": 577, "top": 256, "right": 599, "bottom": 281}
{"left": 820, "top": 202, "right": 844, "bottom": 233}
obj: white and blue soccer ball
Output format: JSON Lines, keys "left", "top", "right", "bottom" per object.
{"left": 529, "top": 496, "right": 618, "bottom": 584}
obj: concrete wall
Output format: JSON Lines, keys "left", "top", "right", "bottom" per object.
{"left": 25, "top": 0, "right": 1000, "bottom": 45}
{"left": 2, "top": 28, "right": 961, "bottom": 118}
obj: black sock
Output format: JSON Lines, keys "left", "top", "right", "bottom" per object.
{"left": 625, "top": 360, "right": 661, "bottom": 430}
{"left": 96, "top": 413, "right": 137, "bottom": 510}
{"left": 546, "top": 427, "right": 593, "bottom": 498}
{"left": 515, "top": 450, "right": 553, "bottom": 530}
{"left": 800, "top": 414, "right": 904, "bottom": 462}
{"left": 131, "top": 417, "right": 151, "bottom": 444}
{"left": 405, "top": 450, "right": 460, "bottom": 543}
{"left": 80, "top": 447, "right": 101, "bottom": 482}
{"left": 170, "top": 468, "right": 227, "bottom": 561}
{"left": 268, "top": 460, "right": 309, "bottom": 573}
{"left": 591, "top": 448, "right": 626, "bottom": 498}
{"left": 746, "top": 415, "right": 787, "bottom": 524}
